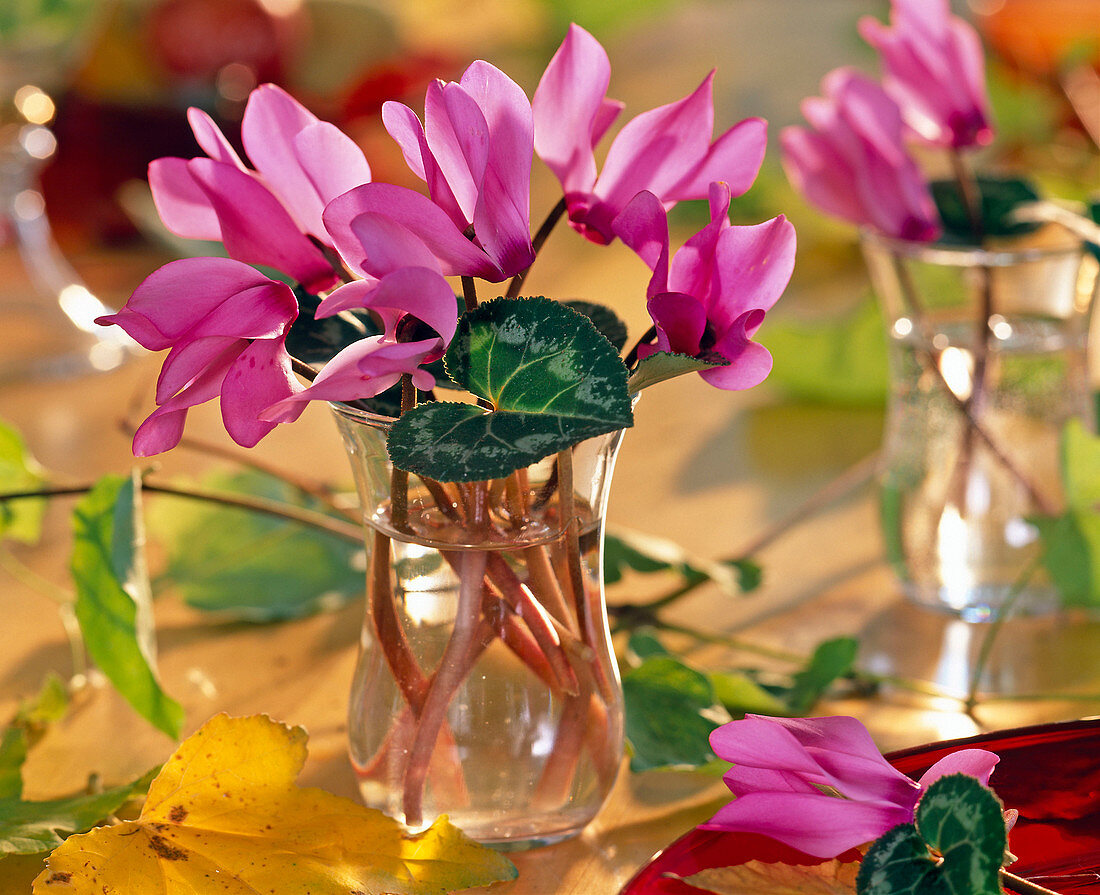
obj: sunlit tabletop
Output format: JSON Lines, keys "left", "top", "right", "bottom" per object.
{"left": 2, "top": 242, "right": 1099, "bottom": 894}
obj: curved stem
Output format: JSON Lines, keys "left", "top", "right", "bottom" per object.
{"left": 623, "top": 325, "right": 658, "bottom": 371}
{"left": 461, "top": 275, "right": 478, "bottom": 313}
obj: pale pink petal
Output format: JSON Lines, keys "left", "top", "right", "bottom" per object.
{"left": 665, "top": 117, "right": 767, "bottom": 201}
{"left": 917, "top": 749, "right": 1000, "bottom": 790}
{"left": 342, "top": 212, "right": 443, "bottom": 280}
{"left": 323, "top": 183, "right": 504, "bottom": 280}
{"left": 382, "top": 99, "right": 466, "bottom": 226}
{"left": 186, "top": 107, "right": 245, "bottom": 168}
{"left": 220, "top": 337, "right": 304, "bottom": 447}
{"left": 261, "top": 337, "right": 441, "bottom": 419}
{"left": 425, "top": 80, "right": 488, "bottom": 224}
{"left": 148, "top": 157, "right": 223, "bottom": 242}
{"left": 707, "top": 215, "right": 796, "bottom": 328}
{"left": 281, "top": 120, "right": 371, "bottom": 240}
{"left": 701, "top": 791, "right": 912, "bottom": 858}
{"left": 533, "top": 23, "right": 612, "bottom": 194}
{"left": 188, "top": 158, "right": 337, "bottom": 291}
{"left": 780, "top": 126, "right": 865, "bottom": 226}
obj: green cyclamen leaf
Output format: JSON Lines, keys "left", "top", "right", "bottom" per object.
{"left": 857, "top": 774, "right": 1005, "bottom": 895}
{"left": 390, "top": 297, "right": 632, "bottom": 482}
{"left": 622, "top": 655, "right": 728, "bottom": 772}
{"left": 0, "top": 420, "right": 48, "bottom": 545}
{"left": 561, "top": 300, "right": 629, "bottom": 352}
{"left": 931, "top": 176, "right": 1041, "bottom": 242}
{"left": 0, "top": 767, "right": 158, "bottom": 856}
{"left": 285, "top": 285, "right": 374, "bottom": 365}
{"left": 70, "top": 473, "right": 183, "bottom": 739}
{"left": 148, "top": 470, "right": 363, "bottom": 622}
{"left": 627, "top": 351, "right": 727, "bottom": 394}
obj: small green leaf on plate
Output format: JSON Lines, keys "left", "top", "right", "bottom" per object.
{"left": 70, "top": 473, "right": 182, "bottom": 739}
{"left": 785, "top": 636, "right": 859, "bottom": 716}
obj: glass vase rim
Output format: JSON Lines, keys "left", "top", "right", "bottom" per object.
{"left": 329, "top": 401, "right": 396, "bottom": 432}
{"left": 859, "top": 227, "right": 1085, "bottom": 267}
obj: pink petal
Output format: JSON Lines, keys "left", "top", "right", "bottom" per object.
{"left": 155, "top": 336, "right": 244, "bottom": 404}
{"left": 186, "top": 107, "right": 244, "bottom": 168}
{"left": 700, "top": 311, "right": 773, "bottom": 391}
{"left": 284, "top": 120, "right": 372, "bottom": 239}
{"left": 612, "top": 190, "right": 670, "bottom": 294}
{"left": 324, "top": 183, "right": 504, "bottom": 280}
{"left": 383, "top": 99, "right": 466, "bottom": 227}
{"left": 188, "top": 158, "right": 337, "bottom": 291}
{"left": 780, "top": 125, "right": 867, "bottom": 226}
{"left": 646, "top": 292, "right": 706, "bottom": 355}
{"left": 667, "top": 181, "right": 733, "bottom": 302}
{"left": 342, "top": 211, "right": 443, "bottom": 280}
{"left": 533, "top": 23, "right": 612, "bottom": 195}
{"left": 707, "top": 215, "right": 796, "bottom": 328}
{"left": 426, "top": 80, "right": 489, "bottom": 225}
{"left": 261, "top": 337, "right": 441, "bottom": 420}
{"left": 700, "top": 790, "right": 912, "bottom": 859}
{"left": 220, "top": 337, "right": 304, "bottom": 447}
{"left": 594, "top": 71, "right": 717, "bottom": 217}
{"left": 132, "top": 359, "right": 228, "bottom": 456}
{"left": 665, "top": 116, "right": 767, "bottom": 201}
{"left": 917, "top": 749, "right": 1000, "bottom": 790}
{"left": 148, "top": 157, "right": 223, "bottom": 242}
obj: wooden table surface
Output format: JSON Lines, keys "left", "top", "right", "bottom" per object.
{"left": 1, "top": 241, "right": 1099, "bottom": 893}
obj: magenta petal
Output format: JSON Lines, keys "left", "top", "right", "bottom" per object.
{"left": 665, "top": 117, "right": 767, "bottom": 201}
{"left": 917, "top": 749, "right": 1000, "bottom": 790}
{"left": 700, "top": 314, "right": 773, "bottom": 391}
{"left": 383, "top": 99, "right": 466, "bottom": 226}
{"left": 342, "top": 212, "right": 442, "bottom": 281}
{"left": 707, "top": 215, "right": 796, "bottom": 328}
{"left": 700, "top": 791, "right": 912, "bottom": 859}
{"left": 324, "top": 183, "right": 503, "bottom": 280}
{"left": 148, "top": 157, "right": 223, "bottom": 242}
{"left": 780, "top": 125, "right": 867, "bottom": 226}
{"left": 427, "top": 81, "right": 489, "bottom": 224}
{"left": 133, "top": 360, "right": 227, "bottom": 456}
{"left": 155, "top": 337, "right": 242, "bottom": 404}
{"left": 647, "top": 292, "right": 706, "bottom": 356}
{"left": 612, "top": 190, "right": 670, "bottom": 293}
{"left": 282, "top": 120, "right": 372, "bottom": 240}
{"left": 533, "top": 22, "right": 611, "bottom": 195}
{"left": 186, "top": 107, "right": 244, "bottom": 168}
{"left": 220, "top": 337, "right": 303, "bottom": 447}
{"left": 188, "top": 158, "right": 336, "bottom": 290}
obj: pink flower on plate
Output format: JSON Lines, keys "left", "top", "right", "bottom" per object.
{"left": 780, "top": 68, "right": 941, "bottom": 242}
{"left": 533, "top": 23, "right": 767, "bottom": 245}
{"left": 149, "top": 84, "right": 372, "bottom": 292}
{"left": 95, "top": 258, "right": 304, "bottom": 455}
{"left": 613, "top": 181, "right": 795, "bottom": 390}
{"left": 859, "top": 0, "right": 994, "bottom": 149}
{"left": 377, "top": 60, "right": 535, "bottom": 280}
{"left": 701, "top": 714, "right": 1001, "bottom": 859}
{"left": 262, "top": 266, "right": 460, "bottom": 421}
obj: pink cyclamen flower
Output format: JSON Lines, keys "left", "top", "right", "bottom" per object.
{"left": 613, "top": 181, "right": 795, "bottom": 390}
{"left": 780, "top": 68, "right": 941, "bottom": 242}
{"left": 701, "top": 714, "right": 1001, "bottom": 859}
{"left": 149, "top": 83, "right": 372, "bottom": 292}
{"left": 95, "top": 258, "right": 304, "bottom": 455}
{"left": 378, "top": 60, "right": 535, "bottom": 280}
{"left": 533, "top": 23, "right": 767, "bottom": 245}
{"left": 261, "top": 266, "right": 459, "bottom": 421}
{"left": 859, "top": 0, "right": 994, "bottom": 149}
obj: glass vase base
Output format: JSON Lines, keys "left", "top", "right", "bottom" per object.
{"left": 902, "top": 581, "right": 1060, "bottom": 623}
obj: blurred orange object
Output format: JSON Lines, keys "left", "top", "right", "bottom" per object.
{"left": 977, "top": 0, "right": 1100, "bottom": 77}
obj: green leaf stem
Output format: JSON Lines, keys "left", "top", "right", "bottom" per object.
{"left": 389, "top": 297, "right": 632, "bottom": 482}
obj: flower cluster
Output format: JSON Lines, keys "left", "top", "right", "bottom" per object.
{"left": 701, "top": 714, "right": 1003, "bottom": 858}
{"left": 780, "top": 0, "right": 993, "bottom": 240}
{"left": 99, "top": 24, "right": 795, "bottom": 472}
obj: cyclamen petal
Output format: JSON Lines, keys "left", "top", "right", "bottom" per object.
{"left": 220, "top": 337, "right": 305, "bottom": 447}
{"left": 702, "top": 715, "right": 1002, "bottom": 860}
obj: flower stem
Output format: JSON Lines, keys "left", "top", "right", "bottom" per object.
{"left": 461, "top": 275, "right": 478, "bottom": 312}
{"left": 506, "top": 197, "right": 567, "bottom": 298}
{"left": 623, "top": 325, "right": 658, "bottom": 370}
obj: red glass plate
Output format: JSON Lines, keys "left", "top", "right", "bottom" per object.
{"left": 620, "top": 718, "right": 1100, "bottom": 894}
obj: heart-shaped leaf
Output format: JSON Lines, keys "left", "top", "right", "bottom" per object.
{"left": 857, "top": 774, "right": 1005, "bottom": 895}
{"left": 389, "top": 297, "right": 632, "bottom": 482}
{"left": 561, "top": 300, "right": 628, "bottom": 351}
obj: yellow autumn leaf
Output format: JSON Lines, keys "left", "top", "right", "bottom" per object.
{"left": 33, "top": 714, "right": 517, "bottom": 894}
{"left": 681, "top": 859, "right": 859, "bottom": 895}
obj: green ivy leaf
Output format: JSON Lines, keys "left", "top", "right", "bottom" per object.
{"left": 0, "top": 767, "right": 158, "bottom": 856}
{"left": 708, "top": 671, "right": 788, "bottom": 718}
{"left": 785, "top": 636, "right": 859, "bottom": 716}
{"left": 726, "top": 558, "right": 762, "bottom": 593}
{"left": 627, "top": 351, "right": 726, "bottom": 394}
{"left": 70, "top": 474, "right": 183, "bottom": 738}
{"left": 603, "top": 528, "right": 740, "bottom": 595}
{"left": 857, "top": 775, "right": 1006, "bottom": 895}
{"left": 389, "top": 297, "right": 632, "bottom": 482}
{"left": 622, "top": 654, "right": 728, "bottom": 772}
{"left": 931, "top": 176, "right": 1041, "bottom": 242}
{"left": 0, "top": 420, "right": 48, "bottom": 544}
{"left": 148, "top": 471, "right": 363, "bottom": 621}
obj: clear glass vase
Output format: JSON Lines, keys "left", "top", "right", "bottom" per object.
{"left": 332, "top": 403, "right": 626, "bottom": 850}
{"left": 861, "top": 230, "right": 1099, "bottom": 621}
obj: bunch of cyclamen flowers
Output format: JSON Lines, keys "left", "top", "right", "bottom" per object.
{"left": 98, "top": 23, "right": 795, "bottom": 462}
{"left": 780, "top": 0, "right": 994, "bottom": 242}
